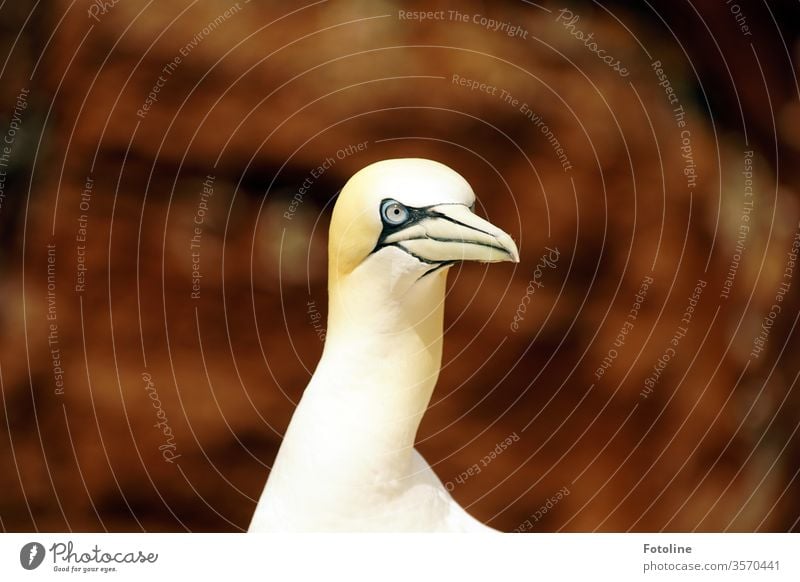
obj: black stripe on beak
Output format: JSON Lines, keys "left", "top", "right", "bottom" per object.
{"left": 371, "top": 199, "right": 488, "bottom": 257}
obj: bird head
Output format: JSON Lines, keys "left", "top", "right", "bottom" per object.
{"left": 328, "top": 158, "right": 519, "bottom": 285}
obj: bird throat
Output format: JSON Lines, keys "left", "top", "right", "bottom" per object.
{"left": 318, "top": 261, "right": 449, "bottom": 467}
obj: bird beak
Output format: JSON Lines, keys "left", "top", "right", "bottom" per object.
{"left": 382, "top": 204, "right": 520, "bottom": 264}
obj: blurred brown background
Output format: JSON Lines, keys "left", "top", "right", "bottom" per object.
{"left": 0, "top": 0, "right": 798, "bottom": 532}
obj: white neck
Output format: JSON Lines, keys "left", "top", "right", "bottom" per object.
{"left": 321, "top": 258, "right": 448, "bottom": 460}
{"left": 263, "top": 251, "right": 449, "bottom": 516}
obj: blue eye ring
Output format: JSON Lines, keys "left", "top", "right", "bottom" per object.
{"left": 381, "top": 199, "right": 409, "bottom": 225}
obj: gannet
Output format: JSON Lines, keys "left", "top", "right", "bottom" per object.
{"left": 249, "top": 158, "right": 519, "bottom": 532}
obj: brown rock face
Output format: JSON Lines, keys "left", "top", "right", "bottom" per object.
{"left": 0, "top": 0, "right": 798, "bottom": 532}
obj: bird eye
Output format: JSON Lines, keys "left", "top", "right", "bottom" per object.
{"left": 380, "top": 200, "right": 409, "bottom": 225}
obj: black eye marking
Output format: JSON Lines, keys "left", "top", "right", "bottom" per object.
{"left": 380, "top": 199, "right": 410, "bottom": 225}
{"left": 370, "top": 199, "right": 484, "bottom": 264}
{"left": 372, "top": 198, "right": 436, "bottom": 251}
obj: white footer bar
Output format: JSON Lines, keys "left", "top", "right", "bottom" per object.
{"left": 1, "top": 533, "right": 797, "bottom": 581}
